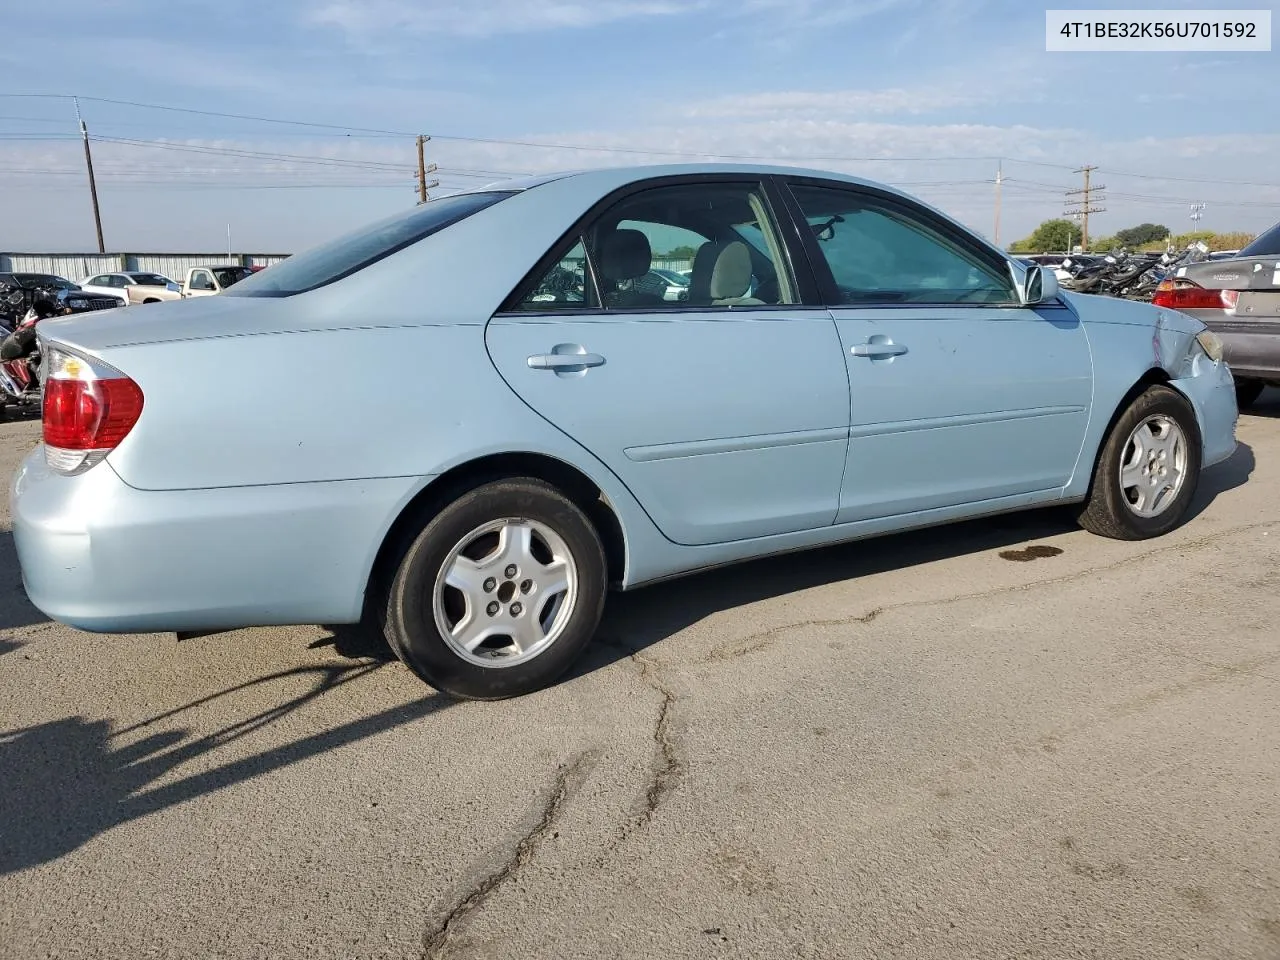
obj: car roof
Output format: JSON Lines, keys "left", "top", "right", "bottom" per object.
{"left": 467, "top": 161, "right": 926, "bottom": 203}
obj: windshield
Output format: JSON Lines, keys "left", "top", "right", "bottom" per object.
{"left": 1240, "top": 221, "right": 1280, "bottom": 257}
{"left": 225, "top": 191, "right": 516, "bottom": 298}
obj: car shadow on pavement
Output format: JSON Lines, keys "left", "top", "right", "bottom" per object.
{"left": 0, "top": 532, "right": 49, "bottom": 631}
{"left": 0, "top": 662, "right": 452, "bottom": 875}
{"left": 581, "top": 439, "right": 1256, "bottom": 673}
{"left": 1241, "top": 387, "right": 1279, "bottom": 419}
{"left": 1184, "top": 440, "right": 1255, "bottom": 523}
{"left": 310, "top": 621, "right": 397, "bottom": 662}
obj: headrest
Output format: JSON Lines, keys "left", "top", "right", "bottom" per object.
{"left": 709, "top": 240, "right": 753, "bottom": 300}
{"left": 598, "top": 229, "right": 651, "bottom": 282}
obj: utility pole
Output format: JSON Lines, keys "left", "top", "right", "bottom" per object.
{"left": 1189, "top": 202, "right": 1206, "bottom": 230}
{"left": 74, "top": 97, "right": 105, "bottom": 253}
{"left": 993, "top": 160, "right": 1003, "bottom": 246}
{"left": 1064, "top": 165, "right": 1105, "bottom": 252}
{"left": 415, "top": 135, "right": 439, "bottom": 204}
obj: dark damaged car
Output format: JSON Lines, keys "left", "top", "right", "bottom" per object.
{"left": 1153, "top": 221, "right": 1280, "bottom": 407}
{"left": 0, "top": 273, "right": 126, "bottom": 326}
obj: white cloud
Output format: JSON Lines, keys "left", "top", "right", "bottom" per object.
{"left": 682, "top": 88, "right": 996, "bottom": 120}
{"left": 309, "top": 0, "right": 695, "bottom": 39}
{"left": 741, "top": 0, "right": 919, "bottom": 28}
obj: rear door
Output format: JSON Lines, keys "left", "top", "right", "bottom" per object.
{"left": 485, "top": 176, "right": 850, "bottom": 546}
{"left": 778, "top": 177, "right": 1094, "bottom": 523}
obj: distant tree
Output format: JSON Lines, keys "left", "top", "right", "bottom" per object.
{"left": 1114, "top": 223, "right": 1170, "bottom": 247}
{"left": 661, "top": 245, "right": 698, "bottom": 260}
{"left": 1170, "top": 230, "right": 1216, "bottom": 248}
{"left": 1014, "top": 219, "right": 1075, "bottom": 253}
{"left": 1203, "top": 231, "right": 1256, "bottom": 251}
{"left": 1087, "top": 235, "right": 1117, "bottom": 253}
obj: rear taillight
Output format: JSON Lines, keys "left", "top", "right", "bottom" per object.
{"left": 1151, "top": 279, "right": 1232, "bottom": 311}
{"left": 42, "top": 346, "right": 144, "bottom": 474}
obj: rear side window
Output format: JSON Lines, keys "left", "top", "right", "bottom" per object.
{"left": 225, "top": 191, "right": 517, "bottom": 298}
{"left": 1240, "top": 221, "right": 1280, "bottom": 257}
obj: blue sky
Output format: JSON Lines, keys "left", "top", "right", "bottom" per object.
{"left": 1, "top": 0, "right": 1277, "bottom": 252}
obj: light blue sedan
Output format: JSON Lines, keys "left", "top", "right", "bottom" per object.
{"left": 11, "top": 164, "right": 1239, "bottom": 699}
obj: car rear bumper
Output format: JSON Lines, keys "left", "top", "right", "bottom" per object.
{"left": 11, "top": 447, "right": 422, "bottom": 633}
{"left": 1218, "top": 331, "right": 1280, "bottom": 380}
{"left": 1193, "top": 312, "right": 1280, "bottom": 381}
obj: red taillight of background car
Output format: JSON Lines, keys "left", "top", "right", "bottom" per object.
{"left": 1151, "top": 279, "right": 1233, "bottom": 311}
{"left": 42, "top": 347, "right": 144, "bottom": 473}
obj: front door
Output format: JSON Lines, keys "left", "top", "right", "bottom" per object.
{"left": 485, "top": 178, "right": 850, "bottom": 546}
{"left": 782, "top": 179, "right": 1094, "bottom": 523}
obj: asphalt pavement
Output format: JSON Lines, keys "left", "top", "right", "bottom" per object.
{"left": 2, "top": 392, "right": 1279, "bottom": 960}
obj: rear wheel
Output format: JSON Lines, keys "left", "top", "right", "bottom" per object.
{"left": 1235, "top": 378, "right": 1265, "bottom": 409}
{"left": 383, "top": 478, "right": 607, "bottom": 700}
{"left": 1076, "top": 385, "right": 1202, "bottom": 541}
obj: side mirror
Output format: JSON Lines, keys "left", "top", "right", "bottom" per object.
{"left": 1020, "top": 264, "right": 1059, "bottom": 305}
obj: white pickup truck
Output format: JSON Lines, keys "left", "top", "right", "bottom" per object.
{"left": 180, "top": 264, "right": 256, "bottom": 298}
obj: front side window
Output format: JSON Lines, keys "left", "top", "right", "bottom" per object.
{"left": 225, "top": 190, "right": 516, "bottom": 298}
{"left": 512, "top": 181, "right": 797, "bottom": 312}
{"left": 789, "top": 183, "right": 1017, "bottom": 305}
{"left": 190, "top": 271, "right": 214, "bottom": 291}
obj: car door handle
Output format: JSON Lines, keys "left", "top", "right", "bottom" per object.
{"left": 527, "top": 352, "right": 606, "bottom": 370}
{"left": 850, "top": 342, "right": 908, "bottom": 358}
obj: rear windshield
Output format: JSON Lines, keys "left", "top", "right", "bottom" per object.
{"left": 1240, "top": 221, "right": 1280, "bottom": 257}
{"left": 214, "top": 267, "right": 254, "bottom": 287}
{"left": 225, "top": 191, "right": 516, "bottom": 298}
{"left": 129, "top": 273, "right": 172, "bottom": 286}
{"left": 13, "top": 274, "right": 75, "bottom": 289}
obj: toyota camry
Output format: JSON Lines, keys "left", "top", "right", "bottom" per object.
{"left": 10, "top": 164, "right": 1239, "bottom": 700}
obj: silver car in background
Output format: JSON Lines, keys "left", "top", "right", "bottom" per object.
{"left": 1154, "top": 220, "right": 1280, "bottom": 408}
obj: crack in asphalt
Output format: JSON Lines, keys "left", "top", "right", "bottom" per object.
{"left": 634, "top": 650, "right": 680, "bottom": 832}
{"left": 421, "top": 750, "right": 595, "bottom": 960}
{"left": 596, "top": 640, "right": 683, "bottom": 856}
{"left": 705, "top": 607, "right": 882, "bottom": 662}
{"left": 701, "top": 520, "right": 1279, "bottom": 664}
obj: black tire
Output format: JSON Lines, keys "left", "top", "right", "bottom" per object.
{"left": 1076, "top": 384, "right": 1202, "bottom": 541}
{"left": 1235, "top": 378, "right": 1265, "bottom": 409}
{"left": 383, "top": 478, "right": 607, "bottom": 700}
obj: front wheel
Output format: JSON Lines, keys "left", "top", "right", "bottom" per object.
{"left": 1076, "top": 384, "right": 1202, "bottom": 540}
{"left": 1235, "top": 378, "right": 1265, "bottom": 409}
{"left": 383, "top": 478, "right": 607, "bottom": 700}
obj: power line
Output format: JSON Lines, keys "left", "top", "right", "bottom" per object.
{"left": 0, "top": 94, "right": 1085, "bottom": 169}
{"left": 5, "top": 94, "right": 1280, "bottom": 191}
{"left": 90, "top": 136, "right": 412, "bottom": 172}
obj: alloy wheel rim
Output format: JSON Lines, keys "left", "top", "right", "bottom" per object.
{"left": 431, "top": 518, "right": 578, "bottom": 668}
{"left": 1118, "top": 414, "right": 1188, "bottom": 518}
